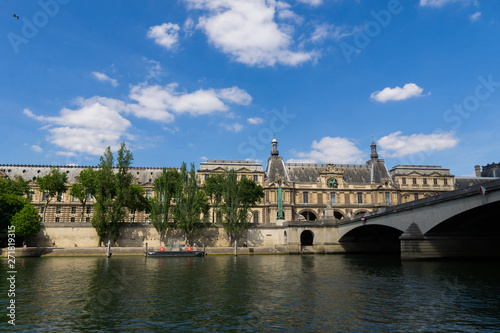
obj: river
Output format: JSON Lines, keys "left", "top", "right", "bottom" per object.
{"left": 1, "top": 255, "right": 499, "bottom": 332}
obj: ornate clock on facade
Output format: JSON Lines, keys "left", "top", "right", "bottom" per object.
{"left": 327, "top": 177, "right": 338, "bottom": 188}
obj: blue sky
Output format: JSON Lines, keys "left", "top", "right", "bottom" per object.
{"left": 1, "top": 0, "right": 499, "bottom": 176}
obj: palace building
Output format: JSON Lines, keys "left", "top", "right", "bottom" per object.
{"left": 1, "top": 138, "right": 459, "bottom": 225}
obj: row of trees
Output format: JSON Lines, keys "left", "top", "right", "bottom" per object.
{"left": 1, "top": 142, "right": 264, "bottom": 246}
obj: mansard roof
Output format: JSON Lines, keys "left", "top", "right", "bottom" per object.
{"left": 199, "top": 160, "right": 264, "bottom": 173}
{"left": 389, "top": 165, "right": 453, "bottom": 176}
{"left": 0, "top": 164, "right": 166, "bottom": 185}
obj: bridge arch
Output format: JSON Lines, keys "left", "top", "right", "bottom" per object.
{"left": 300, "top": 230, "right": 314, "bottom": 246}
{"left": 334, "top": 210, "right": 344, "bottom": 220}
{"left": 353, "top": 209, "right": 369, "bottom": 217}
{"left": 298, "top": 209, "right": 317, "bottom": 221}
{"left": 338, "top": 224, "right": 403, "bottom": 253}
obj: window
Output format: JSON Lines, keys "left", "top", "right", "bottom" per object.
{"left": 357, "top": 192, "right": 363, "bottom": 204}
{"left": 444, "top": 179, "right": 448, "bottom": 185}
{"left": 253, "top": 175, "right": 258, "bottom": 182}
{"left": 434, "top": 178, "right": 438, "bottom": 185}
{"left": 72, "top": 195, "right": 78, "bottom": 202}
{"left": 28, "top": 190, "right": 33, "bottom": 199}
{"left": 131, "top": 208, "right": 136, "bottom": 215}
{"left": 130, "top": 217, "right": 135, "bottom": 223}
{"left": 57, "top": 192, "right": 63, "bottom": 201}
{"left": 55, "top": 217, "right": 59, "bottom": 222}
{"left": 303, "top": 192, "right": 308, "bottom": 204}
{"left": 412, "top": 178, "right": 417, "bottom": 185}
{"left": 385, "top": 192, "right": 391, "bottom": 204}
{"left": 42, "top": 192, "right": 47, "bottom": 201}
{"left": 86, "top": 217, "right": 90, "bottom": 223}
{"left": 145, "top": 217, "right": 150, "bottom": 223}
{"left": 253, "top": 211, "right": 259, "bottom": 224}
{"left": 56, "top": 207, "right": 61, "bottom": 214}
{"left": 330, "top": 192, "right": 336, "bottom": 204}
{"left": 205, "top": 174, "right": 209, "bottom": 180}
{"left": 71, "top": 207, "right": 76, "bottom": 214}
{"left": 402, "top": 178, "right": 406, "bottom": 185}
{"left": 423, "top": 178, "right": 427, "bottom": 185}
{"left": 71, "top": 217, "right": 75, "bottom": 222}
{"left": 217, "top": 212, "right": 222, "bottom": 223}
{"left": 146, "top": 190, "right": 152, "bottom": 199}
{"left": 241, "top": 175, "right": 246, "bottom": 179}
{"left": 414, "top": 193, "right": 419, "bottom": 201}
{"left": 87, "top": 194, "right": 93, "bottom": 201}
{"left": 86, "top": 206, "right": 92, "bottom": 214}
{"left": 41, "top": 207, "right": 45, "bottom": 214}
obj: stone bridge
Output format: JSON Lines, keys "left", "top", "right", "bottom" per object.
{"left": 283, "top": 178, "right": 500, "bottom": 259}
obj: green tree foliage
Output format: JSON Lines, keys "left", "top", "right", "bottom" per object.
{"left": 174, "top": 162, "right": 209, "bottom": 245}
{"left": 218, "top": 170, "right": 264, "bottom": 243}
{"left": 12, "top": 204, "right": 41, "bottom": 242}
{"left": 150, "top": 168, "right": 181, "bottom": 246}
{"left": 36, "top": 167, "right": 68, "bottom": 223}
{"left": 70, "top": 167, "right": 97, "bottom": 223}
{"left": 92, "top": 143, "right": 149, "bottom": 245}
{"left": 0, "top": 176, "right": 31, "bottom": 233}
{"left": 202, "top": 173, "right": 224, "bottom": 223}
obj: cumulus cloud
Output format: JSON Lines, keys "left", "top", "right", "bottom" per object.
{"left": 378, "top": 131, "right": 459, "bottom": 157}
{"left": 290, "top": 137, "right": 366, "bottom": 164}
{"left": 186, "top": 0, "right": 316, "bottom": 67}
{"left": 147, "top": 23, "right": 180, "bottom": 50}
{"left": 127, "top": 83, "right": 251, "bottom": 122}
{"left": 91, "top": 71, "right": 118, "bottom": 87}
{"left": 419, "top": 0, "right": 474, "bottom": 7}
{"left": 23, "top": 99, "right": 132, "bottom": 156}
{"left": 370, "top": 83, "right": 426, "bottom": 102}
{"left": 247, "top": 117, "right": 264, "bottom": 125}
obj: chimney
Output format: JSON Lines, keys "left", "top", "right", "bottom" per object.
{"left": 474, "top": 165, "right": 481, "bottom": 177}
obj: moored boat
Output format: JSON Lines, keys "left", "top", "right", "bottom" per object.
{"left": 146, "top": 251, "right": 205, "bottom": 257}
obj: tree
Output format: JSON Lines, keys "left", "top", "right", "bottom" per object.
{"left": 174, "top": 162, "right": 209, "bottom": 245}
{"left": 218, "top": 170, "right": 264, "bottom": 244}
{"left": 11, "top": 204, "right": 41, "bottom": 244}
{"left": 91, "top": 143, "right": 149, "bottom": 245}
{"left": 202, "top": 173, "right": 224, "bottom": 223}
{"left": 150, "top": 168, "right": 181, "bottom": 246}
{"left": 36, "top": 167, "right": 68, "bottom": 223}
{"left": 70, "top": 167, "right": 97, "bottom": 223}
{"left": 0, "top": 176, "right": 31, "bottom": 233}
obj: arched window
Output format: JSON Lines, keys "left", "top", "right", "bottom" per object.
{"left": 253, "top": 211, "right": 259, "bottom": 224}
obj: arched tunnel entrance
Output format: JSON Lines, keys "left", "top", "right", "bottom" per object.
{"left": 300, "top": 230, "right": 314, "bottom": 246}
{"left": 339, "top": 225, "right": 403, "bottom": 253}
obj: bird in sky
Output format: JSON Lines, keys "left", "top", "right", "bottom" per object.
{"left": 13, "top": 14, "right": 19, "bottom": 19}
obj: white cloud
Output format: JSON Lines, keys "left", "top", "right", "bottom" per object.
{"left": 200, "top": 156, "right": 208, "bottom": 161}
{"left": 184, "top": 17, "right": 196, "bottom": 36}
{"left": 222, "top": 122, "right": 244, "bottom": 132}
{"left": 186, "top": 0, "right": 317, "bottom": 67}
{"left": 91, "top": 72, "right": 118, "bottom": 87}
{"left": 310, "top": 23, "right": 359, "bottom": 43}
{"left": 370, "top": 83, "right": 426, "bottom": 102}
{"left": 378, "top": 131, "right": 459, "bottom": 157}
{"left": 290, "top": 137, "right": 366, "bottom": 164}
{"left": 31, "top": 145, "right": 43, "bottom": 153}
{"left": 147, "top": 23, "right": 180, "bottom": 50}
{"left": 276, "top": 1, "right": 303, "bottom": 24}
{"left": 296, "top": 0, "right": 323, "bottom": 6}
{"left": 144, "top": 58, "right": 163, "bottom": 81}
{"left": 23, "top": 99, "right": 132, "bottom": 156}
{"left": 128, "top": 83, "right": 252, "bottom": 122}
{"left": 469, "top": 11, "right": 481, "bottom": 22}
{"left": 419, "top": 0, "right": 474, "bottom": 7}
{"left": 247, "top": 117, "right": 264, "bottom": 125}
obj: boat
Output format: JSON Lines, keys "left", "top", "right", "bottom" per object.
{"left": 146, "top": 251, "right": 205, "bottom": 257}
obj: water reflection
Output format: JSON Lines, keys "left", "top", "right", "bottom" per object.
{"left": 1, "top": 255, "right": 499, "bottom": 332}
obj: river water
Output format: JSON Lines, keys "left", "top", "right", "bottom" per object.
{"left": 1, "top": 255, "right": 499, "bottom": 332}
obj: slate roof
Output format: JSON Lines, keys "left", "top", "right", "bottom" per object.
{"left": 0, "top": 165, "right": 166, "bottom": 185}
{"left": 455, "top": 176, "right": 498, "bottom": 189}
{"left": 389, "top": 165, "right": 452, "bottom": 176}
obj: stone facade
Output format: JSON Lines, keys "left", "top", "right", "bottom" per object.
{"left": 0, "top": 139, "right": 457, "bottom": 227}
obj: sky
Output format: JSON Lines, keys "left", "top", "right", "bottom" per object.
{"left": 1, "top": 0, "right": 500, "bottom": 177}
